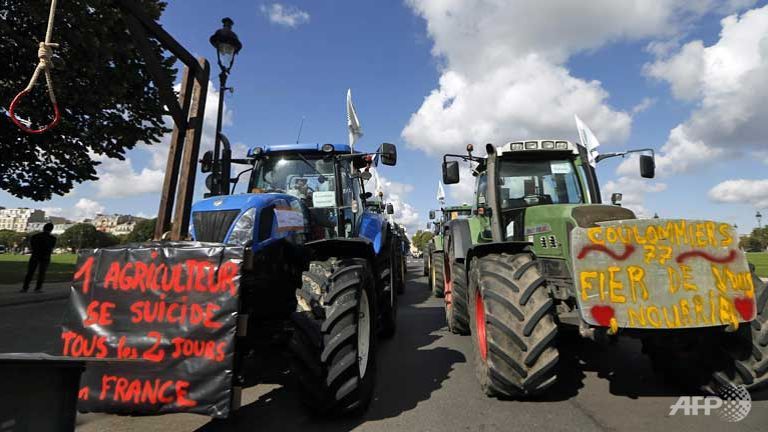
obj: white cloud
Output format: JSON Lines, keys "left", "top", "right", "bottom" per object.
{"left": 93, "top": 82, "right": 230, "bottom": 198}
{"left": 69, "top": 198, "right": 105, "bottom": 221}
{"left": 645, "top": 5, "right": 768, "bottom": 175}
{"left": 709, "top": 179, "right": 768, "bottom": 208}
{"left": 631, "top": 97, "right": 656, "bottom": 114}
{"left": 400, "top": 0, "right": 746, "bottom": 155}
{"left": 601, "top": 176, "right": 667, "bottom": 218}
{"left": 366, "top": 170, "right": 420, "bottom": 232}
{"left": 260, "top": 3, "right": 310, "bottom": 28}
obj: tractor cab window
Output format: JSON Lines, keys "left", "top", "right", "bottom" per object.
{"left": 497, "top": 159, "right": 583, "bottom": 209}
{"left": 476, "top": 173, "right": 488, "bottom": 208}
{"left": 250, "top": 154, "right": 342, "bottom": 239}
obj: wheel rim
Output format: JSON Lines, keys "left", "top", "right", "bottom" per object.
{"left": 475, "top": 289, "right": 488, "bottom": 361}
{"left": 358, "top": 288, "right": 371, "bottom": 378}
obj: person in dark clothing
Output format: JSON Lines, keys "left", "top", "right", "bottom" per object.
{"left": 21, "top": 223, "right": 57, "bottom": 293}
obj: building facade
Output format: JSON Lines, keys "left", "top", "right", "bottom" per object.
{"left": 0, "top": 208, "right": 46, "bottom": 232}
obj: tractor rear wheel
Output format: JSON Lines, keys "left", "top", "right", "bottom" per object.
{"left": 446, "top": 259, "right": 470, "bottom": 335}
{"left": 643, "top": 271, "right": 768, "bottom": 393}
{"left": 290, "top": 258, "right": 376, "bottom": 416}
{"left": 432, "top": 251, "right": 445, "bottom": 298}
{"left": 468, "top": 253, "right": 559, "bottom": 398}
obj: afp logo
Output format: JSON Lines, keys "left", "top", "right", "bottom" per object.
{"left": 669, "top": 385, "right": 751, "bottom": 422}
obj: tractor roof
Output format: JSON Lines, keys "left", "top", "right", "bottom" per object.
{"left": 495, "top": 140, "right": 581, "bottom": 156}
{"left": 247, "top": 143, "right": 352, "bottom": 157}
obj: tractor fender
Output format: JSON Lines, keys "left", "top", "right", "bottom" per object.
{"left": 465, "top": 241, "right": 532, "bottom": 271}
{"left": 444, "top": 219, "right": 473, "bottom": 263}
{"left": 305, "top": 238, "right": 377, "bottom": 263}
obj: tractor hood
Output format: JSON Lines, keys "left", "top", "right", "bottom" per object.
{"left": 193, "top": 192, "right": 295, "bottom": 213}
{"left": 522, "top": 204, "right": 636, "bottom": 262}
{"left": 570, "top": 204, "right": 636, "bottom": 228}
{"left": 191, "top": 192, "right": 304, "bottom": 247}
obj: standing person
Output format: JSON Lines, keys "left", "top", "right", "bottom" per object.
{"left": 21, "top": 223, "right": 57, "bottom": 293}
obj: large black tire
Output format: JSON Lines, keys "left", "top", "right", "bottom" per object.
{"left": 468, "top": 253, "right": 559, "bottom": 398}
{"left": 432, "top": 251, "right": 445, "bottom": 298}
{"left": 379, "top": 241, "right": 398, "bottom": 339}
{"left": 290, "top": 258, "right": 377, "bottom": 416}
{"left": 446, "top": 259, "right": 470, "bottom": 335}
{"left": 395, "top": 249, "right": 405, "bottom": 295}
{"left": 643, "top": 271, "right": 768, "bottom": 393}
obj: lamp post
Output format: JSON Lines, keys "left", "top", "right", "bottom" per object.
{"left": 209, "top": 17, "right": 242, "bottom": 195}
{"left": 757, "top": 211, "right": 763, "bottom": 229}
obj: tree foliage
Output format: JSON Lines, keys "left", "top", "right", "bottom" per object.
{"left": 740, "top": 227, "right": 768, "bottom": 252}
{"left": 0, "top": 229, "right": 25, "bottom": 248}
{"left": 0, "top": 0, "right": 174, "bottom": 200}
{"left": 127, "top": 218, "right": 156, "bottom": 243}
{"left": 411, "top": 230, "right": 435, "bottom": 251}
{"left": 58, "top": 223, "right": 122, "bottom": 251}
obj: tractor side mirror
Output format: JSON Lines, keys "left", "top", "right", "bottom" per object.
{"left": 379, "top": 143, "right": 397, "bottom": 166}
{"left": 386, "top": 203, "right": 394, "bottom": 215}
{"left": 361, "top": 191, "right": 373, "bottom": 200}
{"left": 200, "top": 151, "right": 214, "bottom": 173}
{"left": 611, "top": 193, "right": 623, "bottom": 206}
{"left": 429, "top": 210, "right": 436, "bottom": 220}
{"left": 443, "top": 161, "right": 460, "bottom": 184}
{"left": 640, "top": 155, "right": 655, "bottom": 179}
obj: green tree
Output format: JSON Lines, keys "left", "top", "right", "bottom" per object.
{"left": 740, "top": 227, "right": 768, "bottom": 252}
{"left": 0, "top": 229, "right": 24, "bottom": 248}
{"left": 127, "top": 218, "right": 156, "bottom": 243}
{"left": 411, "top": 230, "right": 434, "bottom": 251}
{"left": 59, "top": 223, "right": 99, "bottom": 252}
{"left": 0, "top": 0, "right": 174, "bottom": 200}
{"left": 96, "top": 231, "right": 120, "bottom": 248}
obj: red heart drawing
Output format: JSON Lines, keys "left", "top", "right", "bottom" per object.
{"left": 733, "top": 297, "right": 755, "bottom": 321}
{"left": 591, "top": 305, "right": 615, "bottom": 327}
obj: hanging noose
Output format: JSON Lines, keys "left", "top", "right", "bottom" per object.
{"left": 8, "top": 0, "right": 61, "bottom": 134}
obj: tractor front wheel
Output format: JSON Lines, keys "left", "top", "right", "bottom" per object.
{"left": 642, "top": 271, "right": 768, "bottom": 393}
{"left": 290, "top": 258, "right": 377, "bottom": 416}
{"left": 468, "top": 253, "right": 559, "bottom": 398}
{"left": 432, "top": 251, "right": 445, "bottom": 298}
{"left": 446, "top": 259, "right": 470, "bottom": 335}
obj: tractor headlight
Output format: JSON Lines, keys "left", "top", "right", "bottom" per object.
{"left": 525, "top": 141, "right": 538, "bottom": 149}
{"left": 511, "top": 142, "right": 524, "bottom": 150}
{"left": 542, "top": 141, "right": 554, "bottom": 149}
{"left": 228, "top": 208, "right": 256, "bottom": 245}
{"left": 555, "top": 141, "right": 568, "bottom": 149}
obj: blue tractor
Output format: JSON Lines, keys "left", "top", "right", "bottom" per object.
{"left": 193, "top": 142, "right": 401, "bottom": 415}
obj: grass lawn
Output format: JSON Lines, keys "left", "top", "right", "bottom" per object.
{"left": 0, "top": 253, "right": 78, "bottom": 285}
{"left": 747, "top": 252, "right": 768, "bottom": 278}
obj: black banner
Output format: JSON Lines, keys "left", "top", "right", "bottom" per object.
{"left": 60, "top": 242, "right": 243, "bottom": 418}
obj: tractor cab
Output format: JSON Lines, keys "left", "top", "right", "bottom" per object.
{"left": 192, "top": 142, "right": 397, "bottom": 249}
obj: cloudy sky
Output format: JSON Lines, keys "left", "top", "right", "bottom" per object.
{"left": 2, "top": 0, "right": 768, "bottom": 235}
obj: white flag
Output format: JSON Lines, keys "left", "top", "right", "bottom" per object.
{"left": 347, "top": 89, "right": 363, "bottom": 150}
{"left": 437, "top": 181, "right": 446, "bottom": 204}
{"left": 574, "top": 114, "right": 600, "bottom": 167}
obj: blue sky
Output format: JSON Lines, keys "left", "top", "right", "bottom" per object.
{"left": 3, "top": 0, "right": 768, "bottom": 236}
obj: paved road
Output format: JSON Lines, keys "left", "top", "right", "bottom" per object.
{"left": 0, "top": 260, "right": 766, "bottom": 432}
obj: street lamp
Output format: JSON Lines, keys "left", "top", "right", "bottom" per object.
{"left": 757, "top": 211, "right": 763, "bottom": 228}
{"left": 209, "top": 17, "right": 242, "bottom": 195}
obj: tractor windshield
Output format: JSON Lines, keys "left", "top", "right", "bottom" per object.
{"left": 497, "top": 159, "right": 584, "bottom": 209}
{"left": 249, "top": 154, "right": 339, "bottom": 208}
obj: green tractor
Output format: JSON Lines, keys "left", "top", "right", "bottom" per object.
{"left": 441, "top": 140, "right": 767, "bottom": 397}
{"left": 424, "top": 205, "right": 472, "bottom": 298}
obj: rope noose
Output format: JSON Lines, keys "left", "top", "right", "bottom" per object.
{"left": 8, "top": 0, "right": 60, "bottom": 134}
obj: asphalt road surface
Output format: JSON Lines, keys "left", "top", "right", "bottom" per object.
{"left": 0, "top": 259, "right": 766, "bottom": 432}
